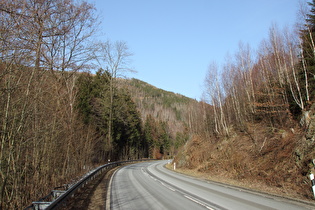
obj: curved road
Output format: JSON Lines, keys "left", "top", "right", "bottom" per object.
{"left": 108, "top": 160, "right": 314, "bottom": 210}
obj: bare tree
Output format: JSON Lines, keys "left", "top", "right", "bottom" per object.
{"left": 235, "top": 42, "right": 256, "bottom": 115}
{"left": 283, "top": 26, "right": 306, "bottom": 110}
{"left": 0, "top": 0, "right": 98, "bottom": 208}
{"left": 94, "top": 40, "right": 134, "bottom": 154}
{"left": 204, "top": 62, "right": 229, "bottom": 135}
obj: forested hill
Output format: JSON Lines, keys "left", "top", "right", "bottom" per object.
{"left": 0, "top": 0, "right": 202, "bottom": 208}
{"left": 119, "top": 78, "right": 198, "bottom": 136}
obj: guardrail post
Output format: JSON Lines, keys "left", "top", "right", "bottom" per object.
{"left": 310, "top": 173, "right": 315, "bottom": 198}
{"left": 52, "top": 190, "right": 66, "bottom": 200}
{"left": 32, "top": 202, "right": 51, "bottom": 210}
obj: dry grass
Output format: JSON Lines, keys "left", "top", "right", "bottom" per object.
{"left": 173, "top": 123, "right": 315, "bottom": 202}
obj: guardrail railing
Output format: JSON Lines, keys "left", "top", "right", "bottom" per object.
{"left": 26, "top": 159, "right": 153, "bottom": 210}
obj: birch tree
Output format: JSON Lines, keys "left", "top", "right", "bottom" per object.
{"left": 204, "top": 62, "right": 229, "bottom": 135}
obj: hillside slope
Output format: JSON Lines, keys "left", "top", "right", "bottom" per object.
{"left": 120, "top": 77, "right": 315, "bottom": 200}
{"left": 119, "top": 78, "right": 197, "bottom": 135}
{"left": 173, "top": 104, "right": 315, "bottom": 201}
{"left": 117, "top": 78, "right": 205, "bottom": 158}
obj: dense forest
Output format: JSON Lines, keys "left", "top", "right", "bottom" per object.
{"left": 174, "top": 0, "right": 315, "bottom": 200}
{"left": 0, "top": 0, "right": 192, "bottom": 208}
{"left": 120, "top": 78, "right": 197, "bottom": 157}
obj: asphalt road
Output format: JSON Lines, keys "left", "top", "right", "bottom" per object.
{"left": 108, "top": 160, "right": 314, "bottom": 210}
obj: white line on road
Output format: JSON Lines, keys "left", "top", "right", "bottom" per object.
{"left": 106, "top": 169, "right": 119, "bottom": 210}
{"left": 184, "top": 195, "right": 214, "bottom": 210}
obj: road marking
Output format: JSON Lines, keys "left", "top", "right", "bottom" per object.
{"left": 146, "top": 171, "right": 177, "bottom": 193}
{"left": 106, "top": 169, "right": 119, "bottom": 210}
{"left": 184, "top": 195, "right": 214, "bottom": 210}
{"left": 141, "top": 167, "right": 148, "bottom": 175}
{"left": 167, "top": 186, "right": 176, "bottom": 192}
{"left": 159, "top": 181, "right": 176, "bottom": 191}
{"left": 146, "top": 163, "right": 222, "bottom": 210}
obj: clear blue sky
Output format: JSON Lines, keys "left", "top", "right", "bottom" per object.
{"left": 89, "top": 0, "right": 300, "bottom": 100}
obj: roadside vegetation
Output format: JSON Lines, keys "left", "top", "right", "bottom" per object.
{"left": 0, "top": 0, "right": 190, "bottom": 208}
{"left": 173, "top": 0, "right": 315, "bottom": 201}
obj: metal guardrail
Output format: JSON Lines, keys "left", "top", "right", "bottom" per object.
{"left": 26, "top": 159, "right": 154, "bottom": 210}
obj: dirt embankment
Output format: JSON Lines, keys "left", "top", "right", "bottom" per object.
{"left": 174, "top": 123, "right": 315, "bottom": 201}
